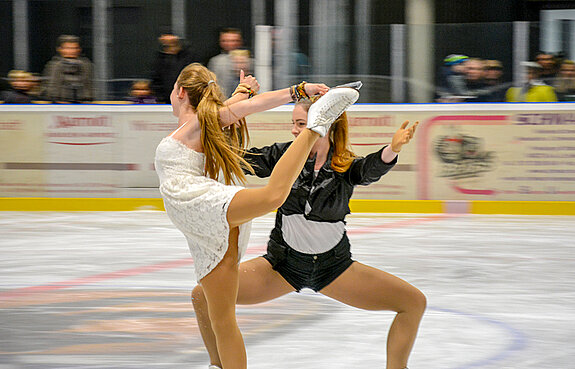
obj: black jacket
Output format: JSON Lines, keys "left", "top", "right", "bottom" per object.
{"left": 151, "top": 47, "right": 198, "bottom": 103}
{"left": 246, "top": 142, "right": 397, "bottom": 245}
{"left": 0, "top": 88, "right": 33, "bottom": 103}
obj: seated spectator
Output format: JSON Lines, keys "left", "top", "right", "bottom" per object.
{"left": 482, "top": 59, "right": 507, "bottom": 102}
{"left": 126, "top": 80, "right": 158, "bottom": 104}
{"left": 28, "top": 73, "right": 44, "bottom": 99}
{"left": 42, "top": 34, "right": 94, "bottom": 103}
{"left": 436, "top": 54, "right": 469, "bottom": 101}
{"left": 438, "top": 57, "right": 495, "bottom": 102}
{"left": 554, "top": 60, "right": 575, "bottom": 102}
{"left": 0, "top": 70, "right": 35, "bottom": 103}
{"left": 506, "top": 61, "right": 558, "bottom": 102}
{"left": 535, "top": 51, "right": 558, "bottom": 85}
{"left": 461, "top": 58, "right": 488, "bottom": 101}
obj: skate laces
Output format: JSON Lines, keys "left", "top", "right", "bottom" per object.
{"left": 313, "top": 89, "right": 355, "bottom": 123}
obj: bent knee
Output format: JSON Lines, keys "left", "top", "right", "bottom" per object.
{"left": 411, "top": 288, "right": 427, "bottom": 315}
{"left": 396, "top": 285, "right": 426, "bottom": 316}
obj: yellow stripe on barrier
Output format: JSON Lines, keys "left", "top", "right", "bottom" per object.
{"left": 470, "top": 201, "right": 575, "bottom": 215}
{"left": 0, "top": 198, "right": 165, "bottom": 211}
{"left": 349, "top": 200, "right": 444, "bottom": 213}
{"left": 1, "top": 198, "right": 575, "bottom": 215}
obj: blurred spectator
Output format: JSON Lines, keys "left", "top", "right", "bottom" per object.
{"left": 126, "top": 80, "right": 158, "bottom": 104}
{"left": 554, "top": 60, "right": 575, "bottom": 102}
{"left": 438, "top": 57, "right": 492, "bottom": 102}
{"left": 42, "top": 35, "right": 94, "bottom": 103}
{"left": 151, "top": 29, "right": 198, "bottom": 103}
{"left": 28, "top": 73, "right": 44, "bottom": 99}
{"left": 462, "top": 58, "right": 488, "bottom": 100}
{"left": 208, "top": 28, "right": 245, "bottom": 97}
{"left": 228, "top": 49, "right": 254, "bottom": 94}
{"left": 482, "top": 59, "right": 507, "bottom": 102}
{"left": 506, "top": 61, "right": 557, "bottom": 102}
{"left": 436, "top": 54, "right": 469, "bottom": 101}
{"left": 535, "top": 51, "right": 558, "bottom": 85}
{"left": 0, "top": 70, "right": 35, "bottom": 103}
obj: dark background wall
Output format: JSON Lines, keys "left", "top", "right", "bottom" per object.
{"left": 1, "top": 0, "right": 574, "bottom": 80}
{"left": 111, "top": 0, "right": 171, "bottom": 79}
{"left": 28, "top": 0, "right": 93, "bottom": 75}
{"left": 0, "top": 0, "right": 14, "bottom": 78}
{"left": 1, "top": 0, "right": 252, "bottom": 79}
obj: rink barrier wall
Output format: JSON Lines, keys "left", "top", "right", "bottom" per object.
{"left": 1, "top": 197, "right": 574, "bottom": 215}
{"left": 2, "top": 103, "right": 575, "bottom": 214}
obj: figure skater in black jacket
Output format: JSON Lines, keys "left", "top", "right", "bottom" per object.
{"left": 192, "top": 97, "right": 424, "bottom": 369}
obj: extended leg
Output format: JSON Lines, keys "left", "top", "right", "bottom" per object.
{"left": 198, "top": 227, "right": 245, "bottom": 369}
{"left": 193, "top": 256, "right": 296, "bottom": 367}
{"left": 227, "top": 129, "right": 319, "bottom": 228}
{"left": 320, "top": 262, "right": 426, "bottom": 369}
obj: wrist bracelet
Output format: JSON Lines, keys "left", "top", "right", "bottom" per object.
{"left": 296, "top": 81, "right": 309, "bottom": 100}
{"left": 289, "top": 85, "right": 297, "bottom": 101}
{"left": 290, "top": 82, "right": 309, "bottom": 102}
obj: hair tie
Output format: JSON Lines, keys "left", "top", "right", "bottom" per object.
{"left": 207, "top": 80, "right": 215, "bottom": 85}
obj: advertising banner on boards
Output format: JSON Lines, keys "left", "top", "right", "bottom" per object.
{"left": 1, "top": 104, "right": 573, "bottom": 201}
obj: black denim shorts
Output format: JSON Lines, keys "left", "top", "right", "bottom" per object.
{"left": 262, "top": 235, "right": 354, "bottom": 292}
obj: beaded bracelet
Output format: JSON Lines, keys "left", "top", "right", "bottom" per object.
{"left": 289, "top": 81, "right": 309, "bottom": 101}
{"left": 296, "top": 81, "right": 309, "bottom": 99}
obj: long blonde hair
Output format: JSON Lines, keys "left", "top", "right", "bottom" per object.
{"left": 296, "top": 97, "right": 356, "bottom": 172}
{"left": 176, "top": 63, "right": 253, "bottom": 185}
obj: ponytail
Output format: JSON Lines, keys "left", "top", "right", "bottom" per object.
{"left": 329, "top": 112, "right": 356, "bottom": 173}
{"left": 178, "top": 63, "right": 253, "bottom": 185}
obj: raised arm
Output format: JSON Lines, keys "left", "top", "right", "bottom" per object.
{"left": 381, "top": 120, "right": 419, "bottom": 163}
{"left": 219, "top": 82, "right": 329, "bottom": 127}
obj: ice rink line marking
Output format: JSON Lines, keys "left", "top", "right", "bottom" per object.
{"left": 0, "top": 214, "right": 453, "bottom": 300}
{"left": 430, "top": 306, "right": 528, "bottom": 369}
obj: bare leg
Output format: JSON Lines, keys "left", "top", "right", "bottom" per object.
{"left": 198, "top": 227, "right": 245, "bottom": 369}
{"left": 193, "top": 256, "right": 295, "bottom": 367}
{"left": 320, "top": 262, "right": 426, "bottom": 369}
{"left": 192, "top": 285, "right": 222, "bottom": 368}
{"left": 227, "top": 129, "right": 319, "bottom": 228}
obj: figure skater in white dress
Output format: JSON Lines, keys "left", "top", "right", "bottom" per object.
{"left": 154, "top": 63, "right": 359, "bottom": 369}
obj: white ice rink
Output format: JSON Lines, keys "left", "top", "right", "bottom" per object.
{"left": 1, "top": 211, "right": 574, "bottom": 368}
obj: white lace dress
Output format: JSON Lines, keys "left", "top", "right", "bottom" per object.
{"left": 154, "top": 135, "right": 251, "bottom": 281}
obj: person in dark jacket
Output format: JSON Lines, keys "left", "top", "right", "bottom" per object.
{"left": 42, "top": 35, "right": 93, "bottom": 103}
{"left": 151, "top": 30, "right": 198, "bottom": 103}
{"left": 192, "top": 98, "right": 424, "bottom": 369}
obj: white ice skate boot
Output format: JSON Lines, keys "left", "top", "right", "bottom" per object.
{"left": 306, "top": 86, "right": 360, "bottom": 137}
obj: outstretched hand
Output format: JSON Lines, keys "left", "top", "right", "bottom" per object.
{"left": 391, "top": 121, "right": 419, "bottom": 153}
{"left": 304, "top": 83, "right": 330, "bottom": 97}
{"left": 239, "top": 70, "right": 260, "bottom": 93}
